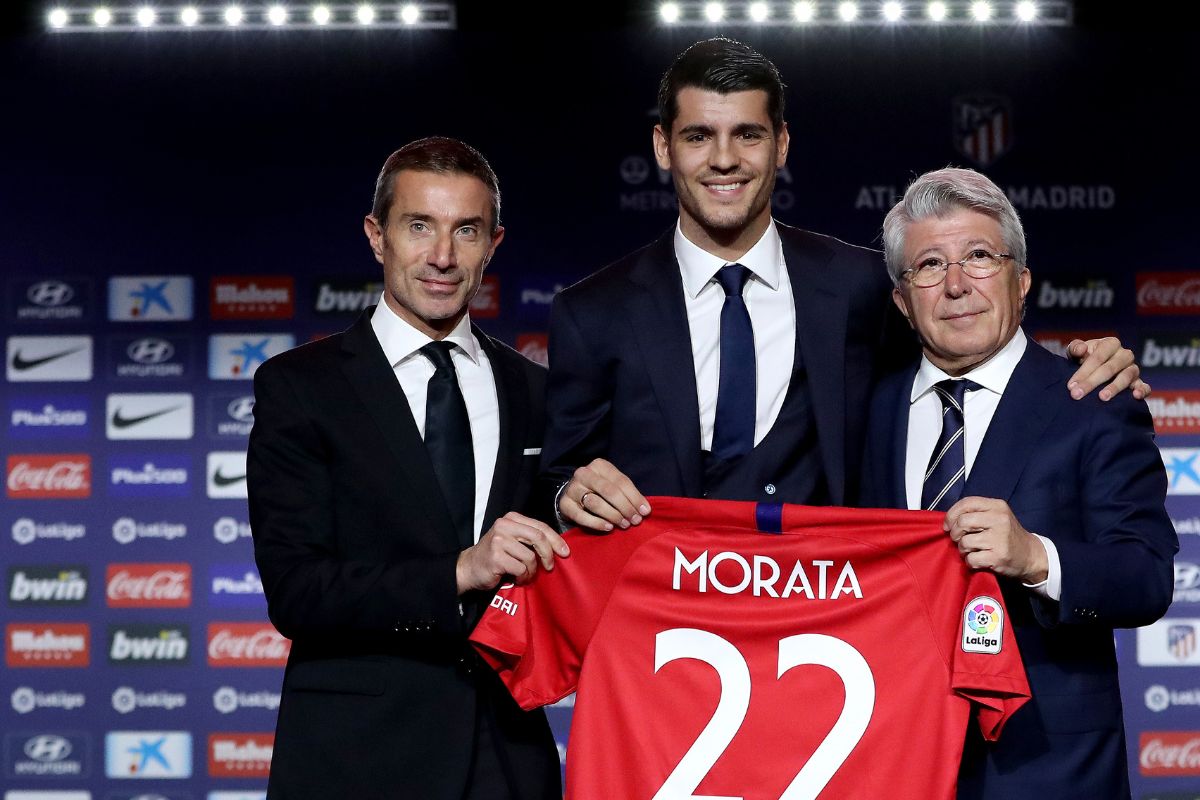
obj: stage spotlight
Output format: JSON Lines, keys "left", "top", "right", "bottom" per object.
{"left": 356, "top": 4, "right": 376, "bottom": 24}
{"left": 926, "top": 1, "right": 947, "bottom": 21}
{"left": 793, "top": 1, "right": 815, "bottom": 22}
{"left": 223, "top": 5, "right": 243, "bottom": 25}
{"left": 135, "top": 6, "right": 156, "bottom": 26}
{"left": 93, "top": 7, "right": 113, "bottom": 26}
{"left": 400, "top": 3, "right": 420, "bottom": 23}
{"left": 311, "top": 4, "right": 331, "bottom": 23}
{"left": 48, "top": 7, "right": 69, "bottom": 27}
{"left": 882, "top": 1, "right": 903, "bottom": 21}
{"left": 837, "top": 1, "right": 858, "bottom": 21}
{"left": 749, "top": 1, "right": 769, "bottom": 21}
{"left": 704, "top": 2, "right": 724, "bottom": 21}
{"left": 971, "top": 1, "right": 993, "bottom": 20}
{"left": 180, "top": 6, "right": 199, "bottom": 25}
{"left": 1016, "top": 1, "right": 1037, "bottom": 21}
{"left": 659, "top": 2, "right": 681, "bottom": 22}
{"left": 267, "top": 4, "right": 287, "bottom": 24}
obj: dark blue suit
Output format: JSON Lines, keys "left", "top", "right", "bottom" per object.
{"left": 862, "top": 338, "right": 1177, "bottom": 800}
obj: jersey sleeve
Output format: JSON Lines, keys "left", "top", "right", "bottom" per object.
{"left": 470, "top": 526, "right": 643, "bottom": 710}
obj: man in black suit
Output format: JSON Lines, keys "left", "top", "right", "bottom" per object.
{"left": 545, "top": 37, "right": 1145, "bottom": 528}
{"left": 249, "top": 137, "right": 566, "bottom": 799}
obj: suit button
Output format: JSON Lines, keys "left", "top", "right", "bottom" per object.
{"left": 764, "top": 484, "right": 777, "bottom": 496}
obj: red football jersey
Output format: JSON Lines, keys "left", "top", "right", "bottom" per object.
{"left": 472, "top": 498, "right": 1030, "bottom": 800}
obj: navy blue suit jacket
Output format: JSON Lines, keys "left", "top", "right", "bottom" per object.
{"left": 541, "top": 223, "right": 908, "bottom": 506}
{"left": 862, "top": 338, "right": 1177, "bottom": 800}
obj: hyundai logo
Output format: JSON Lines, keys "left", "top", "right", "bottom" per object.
{"left": 27, "top": 280, "right": 75, "bottom": 307}
{"left": 24, "top": 733, "right": 72, "bottom": 762}
{"left": 227, "top": 396, "right": 255, "bottom": 422}
{"left": 127, "top": 338, "right": 175, "bottom": 364}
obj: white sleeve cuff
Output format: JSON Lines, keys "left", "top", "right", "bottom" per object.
{"left": 1022, "top": 534, "right": 1062, "bottom": 601}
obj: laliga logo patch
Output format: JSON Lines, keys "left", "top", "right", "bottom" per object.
{"left": 961, "top": 595, "right": 1003, "bottom": 654}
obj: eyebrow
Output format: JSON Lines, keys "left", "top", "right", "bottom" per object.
{"left": 675, "top": 122, "right": 771, "bottom": 138}
{"left": 399, "top": 212, "right": 486, "bottom": 228}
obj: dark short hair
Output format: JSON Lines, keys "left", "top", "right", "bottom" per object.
{"left": 371, "top": 136, "right": 501, "bottom": 232}
{"left": 657, "top": 38, "right": 786, "bottom": 134}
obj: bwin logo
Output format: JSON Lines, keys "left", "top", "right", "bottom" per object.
{"left": 24, "top": 734, "right": 72, "bottom": 762}
{"left": 27, "top": 281, "right": 75, "bottom": 307}
{"left": 127, "top": 338, "right": 175, "bottom": 365}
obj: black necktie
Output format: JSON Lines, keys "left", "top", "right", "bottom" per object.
{"left": 421, "top": 341, "right": 475, "bottom": 550}
{"left": 921, "top": 379, "right": 982, "bottom": 512}
{"left": 711, "top": 264, "right": 756, "bottom": 461}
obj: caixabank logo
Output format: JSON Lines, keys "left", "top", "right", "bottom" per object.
{"left": 6, "top": 623, "right": 89, "bottom": 668}
{"left": 107, "top": 276, "right": 193, "bottom": 322}
{"left": 7, "top": 455, "right": 91, "bottom": 500}
{"left": 4, "top": 732, "right": 89, "bottom": 778}
{"left": 104, "top": 731, "right": 192, "bottom": 779}
{"left": 108, "top": 456, "right": 191, "bottom": 499}
{"left": 208, "top": 334, "right": 294, "bottom": 380}
{"left": 106, "top": 393, "right": 194, "bottom": 440}
{"left": 210, "top": 276, "right": 295, "bottom": 320}
{"left": 7, "top": 566, "right": 88, "bottom": 606}
{"left": 8, "top": 395, "right": 90, "bottom": 440}
{"left": 109, "top": 334, "right": 192, "bottom": 380}
{"left": 9, "top": 277, "right": 90, "bottom": 322}
{"left": 106, "top": 564, "right": 191, "bottom": 608}
{"left": 207, "top": 733, "right": 272, "bottom": 778}
{"left": 6, "top": 336, "right": 93, "bottom": 382}
{"left": 1163, "top": 449, "right": 1200, "bottom": 496}
{"left": 108, "top": 624, "right": 190, "bottom": 666}
{"left": 207, "top": 623, "right": 289, "bottom": 667}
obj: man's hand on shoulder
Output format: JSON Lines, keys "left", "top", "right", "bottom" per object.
{"left": 1066, "top": 336, "right": 1151, "bottom": 401}
{"left": 456, "top": 512, "right": 570, "bottom": 595}
{"left": 944, "top": 497, "right": 1049, "bottom": 585}
{"left": 558, "top": 458, "right": 651, "bottom": 532}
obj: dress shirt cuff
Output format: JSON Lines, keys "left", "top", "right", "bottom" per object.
{"left": 1022, "top": 534, "right": 1062, "bottom": 602}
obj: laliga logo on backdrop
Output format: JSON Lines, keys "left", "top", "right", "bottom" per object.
{"left": 27, "top": 281, "right": 75, "bottom": 307}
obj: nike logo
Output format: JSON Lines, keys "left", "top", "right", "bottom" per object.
{"left": 10, "top": 346, "right": 87, "bottom": 372}
{"left": 212, "top": 468, "right": 247, "bottom": 487}
{"left": 111, "top": 405, "right": 184, "bottom": 429}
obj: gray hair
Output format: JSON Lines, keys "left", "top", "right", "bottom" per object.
{"left": 882, "top": 167, "right": 1027, "bottom": 285}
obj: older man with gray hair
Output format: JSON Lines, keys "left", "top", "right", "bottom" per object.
{"left": 861, "top": 167, "right": 1177, "bottom": 799}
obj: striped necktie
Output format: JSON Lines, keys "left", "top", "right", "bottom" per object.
{"left": 921, "top": 378, "right": 982, "bottom": 512}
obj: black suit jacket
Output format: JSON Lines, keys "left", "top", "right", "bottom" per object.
{"left": 862, "top": 340, "right": 1177, "bottom": 800}
{"left": 541, "top": 223, "right": 910, "bottom": 506}
{"left": 248, "top": 309, "right": 561, "bottom": 799}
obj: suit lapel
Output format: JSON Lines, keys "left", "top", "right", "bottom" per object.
{"left": 339, "top": 310, "right": 458, "bottom": 542}
{"left": 779, "top": 225, "right": 851, "bottom": 504}
{"left": 626, "top": 229, "right": 704, "bottom": 496}
{"left": 964, "top": 342, "right": 1064, "bottom": 501}
{"left": 885, "top": 365, "right": 918, "bottom": 508}
{"left": 475, "top": 327, "right": 525, "bottom": 533}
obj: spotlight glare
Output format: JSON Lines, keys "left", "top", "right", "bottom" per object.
{"left": 356, "top": 4, "right": 375, "bottom": 23}
{"left": 180, "top": 6, "right": 199, "bottom": 25}
{"left": 223, "top": 5, "right": 243, "bottom": 25}
{"left": 48, "top": 7, "right": 69, "bottom": 27}
{"left": 927, "top": 1, "right": 947, "bottom": 21}
{"left": 749, "top": 1, "right": 769, "bottom": 21}
{"left": 660, "top": 2, "right": 681, "bottom": 22}
{"left": 267, "top": 4, "right": 287, "bottom": 25}
{"left": 1016, "top": 0, "right": 1037, "bottom": 21}
{"left": 311, "top": 4, "right": 331, "bottom": 23}
{"left": 135, "top": 6, "right": 156, "bottom": 26}
{"left": 793, "top": 0, "right": 815, "bottom": 22}
{"left": 92, "top": 7, "right": 112, "bottom": 26}
{"left": 400, "top": 3, "right": 420, "bottom": 24}
{"left": 704, "top": 2, "right": 724, "bottom": 21}
{"left": 837, "top": 1, "right": 858, "bottom": 21}
{"left": 971, "top": 1, "right": 993, "bottom": 21}
{"left": 882, "top": 1, "right": 903, "bottom": 21}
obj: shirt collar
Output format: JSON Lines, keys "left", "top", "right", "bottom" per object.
{"left": 674, "top": 218, "right": 783, "bottom": 299}
{"left": 371, "top": 294, "right": 481, "bottom": 368}
{"left": 910, "top": 328, "right": 1027, "bottom": 403}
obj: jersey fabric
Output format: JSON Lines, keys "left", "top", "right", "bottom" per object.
{"left": 471, "top": 497, "right": 1030, "bottom": 800}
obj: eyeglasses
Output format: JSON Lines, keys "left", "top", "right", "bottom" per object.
{"left": 900, "top": 249, "right": 1015, "bottom": 288}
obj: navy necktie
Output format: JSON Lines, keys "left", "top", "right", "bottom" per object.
{"left": 711, "top": 264, "right": 756, "bottom": 462}
{"left": 921, "top": 378, "right": 982, "bottom": 512}
{"left": 421, "top": 341, "right": 475, "bottom": 550}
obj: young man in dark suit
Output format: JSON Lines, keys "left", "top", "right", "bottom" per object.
{"left": 248, "top": 137, "right": 567, "bottom": 799}
{"left": 861, "top": 167, "right": 1176, "bottom": 799}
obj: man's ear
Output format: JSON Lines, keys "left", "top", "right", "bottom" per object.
{"left": 653, "top": 125, "right": 672, "bottom": 172}
{"left": 892, "top": 286, "right": 914, "bottom": 329}
{"left": 364, "top": 215, "right": 386, "bottom": 264}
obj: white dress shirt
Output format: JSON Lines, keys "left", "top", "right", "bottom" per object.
{"left": 675, "top": 220, "right": 796, "bottom": 451}
{"left": 371, "top": 297, "right": 499, "bottom": 543}
{"left": 904, "top": 328, "right": 1062, "bottom": 600}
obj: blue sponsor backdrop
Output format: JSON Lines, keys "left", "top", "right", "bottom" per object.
{"left": 0, "top": 19, "right": 1197, "bottom": 799}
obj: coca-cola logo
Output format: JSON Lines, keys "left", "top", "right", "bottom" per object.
{"left": 6, "top": 455, "right": 91, "bottom": 499}
{"left": 1137, "top": 272, "right": 1200, "bottom": 315}
{"left": 516, "top": 333, "right": 549, "bottom": 367}
{"left": 469, "top": 275, "right": 500, "bottom": 318}
{"left": 106, "top": 563, "right": 192, "bottom": 607}
{"left": 1140, "top": 732, "right": 1200, "bottom": 775}
{"left": 207, "top": 623, "right": 290, "bottom": 666}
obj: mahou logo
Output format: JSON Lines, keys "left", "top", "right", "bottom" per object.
{"left": 210, "top": 276, "right": 295, "bottom": 320}
{"left": 1140, "top": 732, "right": 1200, "bottom": 776}
{"left": 6, "top": 622, "right": 89, "bottom": 667}
{"left": 1137, "top": 272, "right": 1200, "bottom": 315}
{"left": 208, "top": 732, "right": 274, "bottom": 777}
{"left": 207, "top": 623, "right": 290, "bottom": 667}
{"left": 1149, "top": 391, "right": 1200, "bottom": 435}
{"left": 6, "top": 454, "right": 91, "bottom": 499}
{"left": 106, "top": 563, "right": 192, "bottom": 608}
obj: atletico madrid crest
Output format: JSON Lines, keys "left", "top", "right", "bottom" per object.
{"left": 952, "top": 95, "right": 1013, "bottom": 168}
